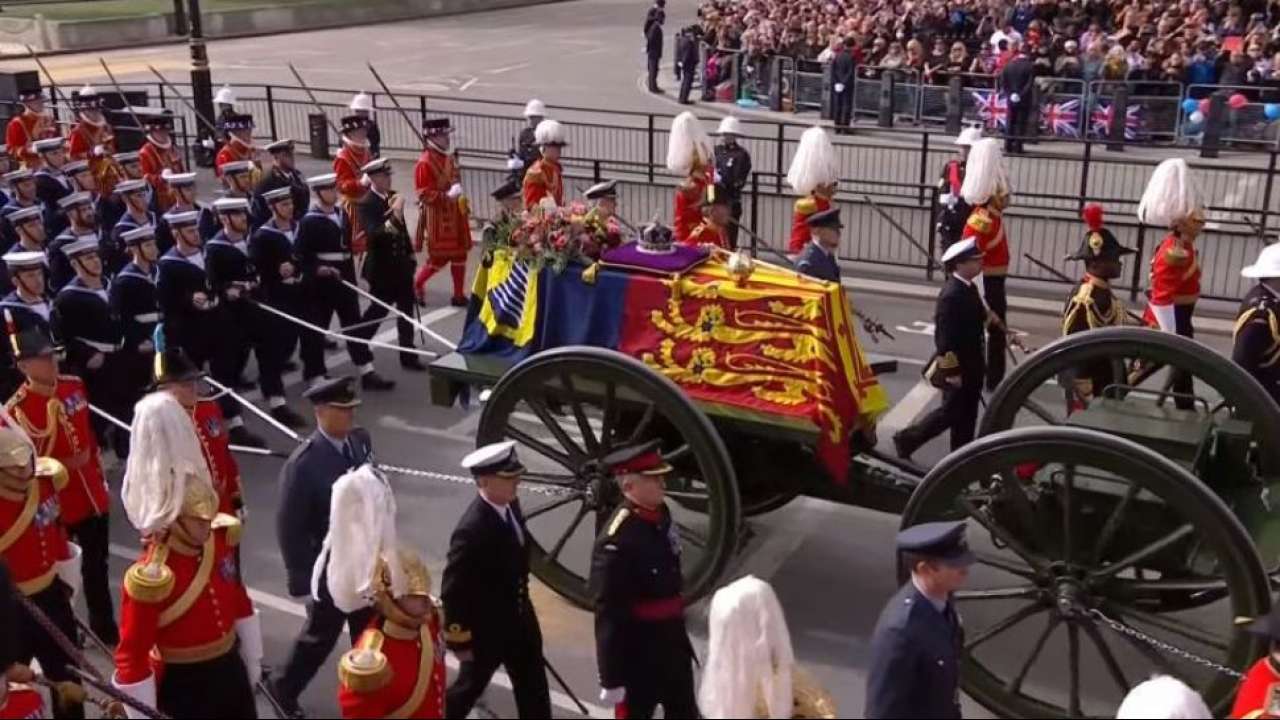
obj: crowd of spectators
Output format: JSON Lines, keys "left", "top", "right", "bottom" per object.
{"left": 694, "top": 0, "right": 1280, "bottom": 93}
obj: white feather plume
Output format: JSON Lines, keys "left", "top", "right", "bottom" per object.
{"left": 698, "top": 576, "right": 795, "bottom": 719}
{"left": 1136, "top": 158, "right": 1203, "bottom": 227}
{"left": 121, "top": 392, "right": 214, "bottom": 534}
{"left": 786, "top": 126, "right": 838, "bottom": 195}
{"left": 959, "top": 138, "right": 1009, "bottom": 206}
{"left": 315, "top": 464, "right": 401, "bottom": 613}
{"left": 666, "top": 111, "right": 713, "bottom": 175}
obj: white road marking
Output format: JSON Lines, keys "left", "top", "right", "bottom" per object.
{"left": 486, "top": 63, "right": 530, "bottom": 75}
{"left": 895, "top": 320, "right": 935, "bottom": 336}
{"left": 458, "top": 77, "right": 479, "bottom": 91}
{"left": 418, "top": 306, "right": 461, "bottom": 326}
{"left": 107, "top": 543, "right": 610, "bottom": 718}
{"left": 877, "top": 379, "right": 937, "bottom": 432}
{"left": 379, "top": 414, "right": 476, "bottom": 444}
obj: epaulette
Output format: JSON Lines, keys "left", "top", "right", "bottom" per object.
{"left": 124, "top": 546, "right": 174, "bottom": 604}
{"left": 443, "top": 621, "right": 472, "bottom": 646}
{"left": 338, "top": 631, "right": 391, "bottom": 694}
{"left": 5, "top": 386, "right": 26, "bottom": 409}
{"left": 795, "top": 196, "right": 817, "bottom": 215}
{"left": 606, "top": 507, "right": 631, "bottom": 537}
{"left": 212, "top": 512, "right": 242, "bottom": 547}
{"left": 35, "top": 457, "right": 67, "bottom": 492}
{"left": 1163, "top": 245, "right": 1190, "bottom": 265}
{"left": 935, "top": 351, "right": 959, "bottom": 370}
{"left": 524, "top": 164, "right": 544, "bottom": 183}
{"left": 966, "top": 208, "right": 992, "bottom": 234}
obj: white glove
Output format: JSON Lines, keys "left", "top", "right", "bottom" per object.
{"left": 447, "top": 183, "right": 464, "bottom": 200}
{"left": 506, "top": 156, "right": 523, "bottom": 171}
{"left": 111, "top": 672, "right": 156, "bottom": 720}
{"left": 939, "top": 192, "right": 955, "bottom": 207}
{"left": 1149, "top": 303, "right": 1176, "bottom": 332}
{"left": 92, "top": 144, "right": 106, "bottom": 157}
{"left": 56, "top": 542, "right": 82, "bottom": 598}
{"left": 1010, "top": 92, "right": 1021, "bottom": 104}
{"left": 359, "top": 174, "right": 371, "bottom": 188}
{"left": 713, "top": 170, "right": 723, "bottom": 183}
{"left": 600, "top": 687, "right": 626, "bottom": 704}
{"left": 236, "top": 611, "right": 264, "bottom": 687}
{"left": 834, "top": 82, "right": 845, "bottom": 92}
{"left": 201, "top": 138, "right": 215, "bottom": 150}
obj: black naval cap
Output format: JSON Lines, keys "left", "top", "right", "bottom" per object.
{"left": 585, "top": 180, "right": 618, "bottom": 201}
{"left": 152, "top": 346, "right": 204, "bottom": 387}
{"left": 896, "top": 520, "right": 975, "bottom": 567}
{"left": 491, "top": 178, "right": 521, "bottom": 201}
{"left": 303, "top": 376, "right": 361, "bottom": 408}
{"left": 806, "top": 208, "right": 843, "bottom": 230}
{"left": 1067, "top": 228, "right": 1135, "bottom": 262}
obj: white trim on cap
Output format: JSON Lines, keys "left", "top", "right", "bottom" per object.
{"left": 460, "top": 440, "right": 517, "bottom": 471}
{"left": 940, "top": 238, "right": 981, "bottom": 264}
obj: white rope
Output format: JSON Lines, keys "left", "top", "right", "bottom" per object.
{"left": 253, "top": 299, "right": 440, "bottom": 359}
{"left": 339, "top": 279, "right": 458, "bottom": 351}
{"left": 204, "top": 376, "right": 304, "bottom": 443}
{"left": 88, "top": 402, "right": 280, "bottom": 457}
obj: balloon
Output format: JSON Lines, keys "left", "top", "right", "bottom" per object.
{"left": 1229, "top": 93, "right": 1249, "bottom": 110}
{"left": 1199, "top": 98, "right": 1211, "bottom": 114}
{"left": 1188, "top": 110, "right": 1205, "bottom": 126}
{"left": 1182, "top": 98, "right": 1200, "bottom": 114}
{"left": 1266, "top": 103, "right": 1280, "bottom": 120}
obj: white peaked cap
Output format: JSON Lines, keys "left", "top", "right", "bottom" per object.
{"left": 1242, "top": 243, "right": 1280, "bottom": 279}
{"left": 78, "top": 84, "right": 98, "bottom": 97}
{"left": 121, "top": 392, "right": 215, "bottom": 534}
{"left": 534, "top": 119, "right": 566, "bottom": 146}
{"left": 666, "top": 111, "right": 712, "bottom": 175}
{"left": 316, "top": 465, "right": 403, "bottom": 614}
{"left": 960, "top": 138, "right": 1009, "bottom": 206}
{"left": 349, "top": 92, "right": 373, "bottom": 112}
{"left": 699, "top": 575, "right": 796, "bottom": 719}
{"left": 1116, "top": 675, "right": 1211, "bottom": 719}
{"left": 213, "top": 85, "right": 236, "bottom": 105}
{"left": 523, "top": 98, "right": 547, "bottom": 118}
{"left": 716, "top": 115, "right": 743, "bottom": 135}
{"left": 786, "top": 126, "right": 838, "bottom": 195}
{"left": 1137, "top": 158, "right": 1204, "bottom": 228}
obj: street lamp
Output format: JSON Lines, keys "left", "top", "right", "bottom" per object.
{"left": 185, "top": 0, "right": 215, "bottom": 166}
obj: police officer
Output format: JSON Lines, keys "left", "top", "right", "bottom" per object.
{"left": 46, "top": 191, "right": 99, "bottom": 293}
{"left": 865, "top": 521, "right": 971, "bottom": 719}
{"left": 106, "top": 179, "right": 154, "bottom": 278}
{"left": 443, "top": 441, "right": 552, "bottom": 720}
{"left": 516, "top": 99, "right": 546, "bottom": 176}
{"left": 1061, "top": 204, "right": 1134, "bottom": 409}
{"left": 590, "top": 441, "right": 697, "bottom": 720}
{"left": 348, "top": 92, "right": 381, "bottom": 158}
{"left": 713, "top": 116, "right": 751, "bottom": 249}
{"left": 249, "top": 186, "right": 307, "bottom": 428}
{"left": 252, "top": 139, "right": 310, "bottom": 225}
{"left": 935, "top": 127, "right": 981, "bottom": 253}
{"left": 676, "top": 25, "right": 701, "bottom": 104}
{"left": 1234, "top": 244, "right": 1280, "bottom": 409}
{"left": 795, "top": 208, "right": 843, "bottom": 283}
{"left": 111, "top": 225, "right": 161, "bottom": 425}
{"left": 645, "top": 7, "right": 665, "bottom": 93}
{"left": 356, "top": 158, "right": 420, "bottom": 378}
{"left": 892, "top": 239, "right": 987, "bottom": 458}
{"left": 269, "top": 375, "right": 375, "bottom": 720}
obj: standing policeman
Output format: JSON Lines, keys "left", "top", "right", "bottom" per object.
{"left": 865, "top": 521, "right": 972, "bottom": 719}
{"left": 442, "top": 441, "right": 552, "bottom": 719}
{"left": 1234, "top": 244, "right": 1280, "bottom": 409}
{"left": 590, "top": 441, "right": 698, "bottom": 720}
{"left": 713, "top": 116, "right": 751, "bottom": 250}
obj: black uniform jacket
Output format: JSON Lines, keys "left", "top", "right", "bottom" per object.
{"left": 204, "top": 231, "right": 257, "bottom": 303}
{"left": 357, "top": 189, "right": 414, "bottom": 289}
{"left": 249, "top": 221, "right": 300, "bottom": 300}
{"left": 295, "top": 207, "right": 356, "bottom": 286}
{"left": 1234, "top": 283, "right": 1280, "bottom": 407}
{"left": 52, "top": 277, "right": 122, "bottom": 371}
{"left": 45, "top": 230, "right": 96, "bottom": 293}
{"left": 156, "top": 247, "right": 212, "bottom": 349}
{"left": 107, "top": 210, "right": 156, "bottom": 278}
{"left": 713, "top": 143, "right": 752, "bottom": 201}
{"left": 110, "top": 261, "right": 159, "bottom": 354}
{"left": 252, "top": 166, "right": 310, "bottom": 226}
{"left": 933, "top": 273, "right": 987, "bottom": 383}
{"left": 34, "top": 168, "right": 72, "bottom": 237}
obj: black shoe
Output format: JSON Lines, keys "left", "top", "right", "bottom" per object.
{"left": 450, "top": 295, "right": 468, "bottom": 308}
{"left": 401, "top": 357, "right": 428, "bottom": 372}
{"left": 650, "top": 87, "right": 665, "bottom": 94}
{"left": 323, "top": 339, "right": 339, "bottom": 351}
{"left": 236, "top": 376, "right": 256, "bottom": 391}
{"left": 892, "top": 430, "right": 915, "bottom": 461}
{"left": 91, "top": 621, "right": 120, "bottom": 648}
{"left": 270, "top": 405, "right": 308, "bottom": 429}
{"left": 264, "top": 676, "right": 305, "bottom": 720}
{"left": 228, "top": 426, "right": 267, "bottom": 448}
{"left": 282, "top": 360, "right": 299, "bottom": 372}
{"left": 362, "top": 371, "right": 396, "bottom": 391}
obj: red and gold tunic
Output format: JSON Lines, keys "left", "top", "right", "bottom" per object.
{"left": 67, "top": 121, "right": 122, "bottom": 195}
{"left": 113, "top": 516, "right": 252, "bottom": 685}
{"left": 335, "top": 144, "right": 372, "bottom": 254}
{"left": 191, "top": 400, "right": 241, "bottom": 517}
{"left": 788, "top": 195, "right": 831, "bottom": 253}
{"left": 6, "top": 377, "right": 107, "bottom": 527}
{"left": 522, "top": 157, "right": 563, "bottom": 211}
{"left": 0, "top": 463, "right": 70, "bottom": 597}
{"left": 1231, "top": 656, "right": 1280, "bottom": 719}
{"left": 214, "top": 141, "right": 260, "bottom": 183}
{"left": 413, "top": 146, "right": 472, "bottom": 263}
{"left": 961, "top": 205, "right": 1010, "bottom": 276}
{"left": 684, "top": 220, "right": 728, "bottom": 249}
{"left": 0, "top": 684, "right": 44, "bottom": 719}
{"left": 338, "top": 613, "right": 446, "bottom": 719}
{"left": 140, "top": 138, "right": 186, "bottom": 213}
{"left": 673, "top": 168, "right": 711, "bottom": 245}
{"left": 5, "top": 111, "right": 55, "bottom": 169}
{"left": 1142, "top": 232, "right": 1201, "bottom": 327}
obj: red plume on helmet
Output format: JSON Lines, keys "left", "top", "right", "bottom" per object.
{"left": 1082, "top": 203, "right": 1104, "bottom": 231}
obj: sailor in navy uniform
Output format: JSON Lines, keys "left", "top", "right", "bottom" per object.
{"left": 355, "top": 158, "right": 418, "bottom": 381}
{"left": 0, "top": 250, "right": 51, "bottom": 398}
{"left": 268, "top": 375, "right": 375, "bottom": 720}
{"left": 252, "top": 139, "right": 310, "bottom": 225}
{"left": 795, "top": 208, "right": 843, "bottom": 283}
{"left": 1234, "top": 244, "right": 1280, "bottom": 408}
{"left": 105, "top": 179, "right": 155, "bottom": 278}
{"left": 204, "top": 197, "right": 267, "bottom": 448}
{"left": 45, "top": 191, "right": 99, "bottom": 293}
{"left": 219, "top": 160, "right": 261, "bottom": 235}
{"left": 50, "top": 236, "right": 129, "bottom": 451}
{"left": 110, "top": 224, "right": 161, "bottom": 423}
{"left": 443, "top": 441, "right": 552, "bottom": 720}
{"left": 98, "top": 150, "right": 147, "bottom": 233}
{"left": 249, "top": 186, "right": 307, "bottom": 428}
{"left": 32, "top": 137, "right": 72, "bottom": 238}
{"left": 0, "top": 206, "right": 46, "bottom": 295}
{"left": 155, "top": 170, "right": 217, "bottom": 252}
{"left": 0, "top": 169, "right": 43, "bottom": 252}
{"left": 865, "top": 521, "right": 972, "bottom": 719}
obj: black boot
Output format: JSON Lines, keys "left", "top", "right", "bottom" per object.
{"left": 362, "top": 371, "right": 396, "bottom": 391}
{"left": 892, "top": 430, "right": 917, "bottom": 461}
{"left": 400, "top": 356, "right": 427, "bottom": 372}
{"left": 228, "top": 425, "right": 267, "bottom": 448}
{"left": 449, "top": 295, "right": 467, "bottom": 307}
{"left": 270, "top": 405, "right": 308, "bottom": 429}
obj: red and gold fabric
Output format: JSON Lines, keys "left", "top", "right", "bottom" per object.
{"left": 191, "top": 400, "right": 241, "bottom": 517}
{"left": 413, "top": 146, "right": 472, "bottom": 263}
{"left": 1232, "top": 656, "right": 1280, "bottom": 719}
{"left": 522, "top": 157, "right": 563, "bottom": 211}
{"left": 1142, "top": 232, "right": 1201, "bottom": 327}
{"left": 214, "top": 142, "right": 257, "bottom": 181}
{"left": 5, "top": 112, "right": 56, "bottom": 169}
{"left": 140, "top": 140, "right": 186, "bottom": 213}
{"left": 6, "top": 377, "right": 108, "bottom": 526}
{"left": 113, "top": 516, "right": 253, "bottom": 685}
{"left": 673, "top": 168, "right": 711, "bottom": 245}
{"left": 68, "top": 122, "right": 123, "bottom": 196}
{"left": 335, "top": 145, "right": 372, "bottom": 254}
{"left": 0, "top": 684, "right": 44, "bottom": 719}
{"left": 961, "top": 206, "right": 1009, "bottom": 275}
{"left": 788, "top": 195, "right": 830, "bottom": 254}
{"left": 337, "top": 613, "right": 446, "bottom": 719}
{"left": 0, "top": 466, "right": 70, "bottom": 597}
{"left": 684, "top": 221, "right": 728, "bottom": 249}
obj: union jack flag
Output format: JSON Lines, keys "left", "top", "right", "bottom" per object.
{"left": 1089, "top": 102, "right": 1143, "bottom": 140}
{"left": 1039, "top": 98, "right": 1081, "bottom": 137}
{"left": 972, "top": 91, "right": 1008, "bottom": 130}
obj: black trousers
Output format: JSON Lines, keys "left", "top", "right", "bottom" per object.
{"left": 832, "top": 89, "right": 853, "bottom": 127}
{"left": 445, "top": 614, "right": 551, "bottom": 719}
{"left": 67, "top": 514, "right": 116, "bottom": 641}
{"left": 678, "top": 65, "right": 695, "bottom": 104}
{"left": 79, "top": 352, "right": 131, "bottom": 456}
{"left": 1172, "top": 303, "right": 1196, "bottom": 409}
{"left": 275, "top": 590, "right": 375, "bottom": 704}
{"left": 647, "top": 55, "right": 661, "bottom": 91}
{"left": 622, "top": 622, "right": 698, "bottom": 720}
{"left": 1005, "top": 100, "right": 1030, "bottom": 152}
{"left": 356, "top": 273, "right": 417, "bottom": 365}
{"left": 15, "top": 582, "right": 83, "bottom": 720}
{"left": 209, "top": 304, "right": 250, "bottom": 422}
{"left": 158, "top": 642, "right": 258, "bottom": 719}
{"left": 726, "top": 199, "right": 743, "bottom": 250}
{"left": 257, "top": 287, "right": 301, "bottom": 400}
{"left": 897, "top": 379, "right": 983, "bottom": 454}
{"left": 300, "top": 276, "right": 372, "bottom": 381}
{"left": 983, "top": 275, "right": 1007, "bottom": 392}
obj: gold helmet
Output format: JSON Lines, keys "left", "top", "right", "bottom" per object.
{"left": 182, "top": 478, "right": 218, "bottom": 522}
{"left": 373, "top": 549, "right": 432, "bottom": 599}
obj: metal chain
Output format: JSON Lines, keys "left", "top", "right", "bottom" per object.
{"left": 1088, "top": 608, "right": 1244, "bottom": 680}
{"left": 376, "top": 463, "right": 579, "bottom": 498}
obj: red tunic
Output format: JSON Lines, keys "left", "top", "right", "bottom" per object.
{"left": 68, "top": 122, "right": 121, "bottom": 195}
{"left": 413, "top": 147, "right": 472, "bottom": 263}
{"left": 6, "top": 377, "right": 108, "bottom": 527}
{"left": 673, "top": 170, "right": 711, "bottom": 245}
{"left": 114, "top": 518, "right": 253, "bottom": 685}
{"left": 684, "top": 220, "right": 728, "bottom": 249}
{"left": 214, "top": 141, "right": 258, "bottom": 181}
{"left": 522, "top": 158, "right": 563, "bottom": 211}
{"left": 788, "top": 195, "right": 830, "bottom": 253}
{"left": 1142, "top": 232, "right": 1201, "bottom": 327}
{"left": 961, "top": 206, "right": 1010, "bottom": 275}
{"left": 1231, "top": 656, "right": 1280, "bottom": 718}
{"left": 140, "top": 139, "right": 186, "bottom": 213}
{"left": 338, "top": 614, "right": 446, "bottom": 719}
{"left": 0, "top": 686, "right": 44, "bottom": 719}
{"left": 335, "top": 145, "right": 372, "bottom": 253}
{"left": 191, "top": 401, "right": 241, "bottom": 517}
{"left": 5, "top": 112, "right": 55, "bottom": 169}
{"left": 0, "top": 470, "right": 70, "bottom": 597}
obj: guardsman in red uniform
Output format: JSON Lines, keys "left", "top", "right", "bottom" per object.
{"left": 326, "top": 467, "right": 446, "bottom": 719}
{"left": 522, "top": 119, "right": 565, "bottom": 211}
{"left": 684, "top": 183, "right": 731, "bottom": 249}
{"left": 214, "top": 112, "right": 259, "bottom": 183}
{"left": 0, "top": 421, "right": 84, "bottom": 720}
{"left": 959, "top": 138, "right": 1012, "bottom": 391}
{"left": 335, "top": 114, "right": 374, "bottom": 254}
{"left": 5, "top": 323, "right": 117, "bottom": 646}
{"left": 5, "top": 82, "right": 55, "bottom": 171}
{"left": 412, "top": 118, "right": 472, "bottom": 307}
{"left": 665, "top": 112, "right": 712, "bottom": 245}
{"left": 111, "top": 391, "right": 261, "bottom": 719}
{"left": 66, "top": 85, "right": 123, "bottom": 198}
{"left": 1137, "top": 158, "right": 1205, "bottom": 409}
{"left": 1231, "top": 602, "right": 1280, "bottom": 718}
{"left": 137, "top": 108, "right": 184, "bottom": 213}
{"left": 785, "top": 126, "right": 838, "bottom": 255}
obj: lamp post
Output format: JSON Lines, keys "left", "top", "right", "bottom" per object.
{"left": 187, "top": 0, "right": 215, "bottom": 166}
